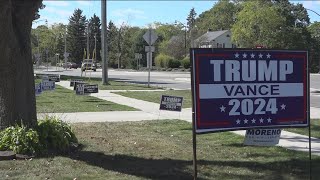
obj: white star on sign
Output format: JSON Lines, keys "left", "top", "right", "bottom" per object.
{"left": 250, "top": 53, "right": 255, "bottom": 58}
{"left": 242, "top": 53, "right": 247, "bottom": 58}
{"left": 259, "top": 118, "right": 264, "bottom": 123}
{"left": 235, "top": 53, "right": 240, "bottom": 58}
{"left": 281, "top": 104, "right": 286, "bottom": 110}
{"left": 220, "top": 105, "right": 226, "bottom": 112}
{"left": 266, "top": 53, "right": 271, "bottom": 58}
{"left": 258, "top": 53, "right": 263, "bottom": 58}
{"left": 236, "top": 119, "right": 241, "bottom": 124}
{"left": 251, "top": 118, "right": 256, "bottom": 124}
{"left": 267, "top": 118, "right": 272, "bottom": 123}
{"left": 244, "top": 119, "right": 249, "bottom": 124}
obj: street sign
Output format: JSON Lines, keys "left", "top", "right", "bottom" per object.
{"left": 244, "top": 129, "right": 282, "bottom": 146}
{"left": 191, "top": 48, "right": 309, "bottom": 133}
{"left": 159, "top": 95, "right": 183, "bottom": 112}
{"left": 64, "top": 52, "right": 70, "bottom": 58}
{"left": 146, "top": 52, "right": 152, "bottom": 68}
{"left": 145, "top": 46, "right": 155, "bottom": 52}
{"left": 41, "top": 80, "right": 55, "bottom": 91}
{"left": 70, "top": 79, "right": 84, "bottom": 87}
{"left": 143, "top": 29, "right": 158, "bottom": 45}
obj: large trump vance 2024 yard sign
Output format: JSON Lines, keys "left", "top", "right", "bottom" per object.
{"left": 191, "top": 49, "right": 309, "bottom": 133}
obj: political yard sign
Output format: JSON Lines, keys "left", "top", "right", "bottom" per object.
{"left": 159, "top": 95, "right": 183, "bottom": 112}
{"left": 191, "top": 49, "right": 309, "bottom": 133}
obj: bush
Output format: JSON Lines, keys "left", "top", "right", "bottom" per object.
{"left": 168, "top": 59, "right": 181, "bottom": 68}
{"left": 36, "top": 116, "right": 78, "bottom": 153}
{"left": 0, "top": 116, "right": 78, "bottom": 155}
{"left": 0, "top": 126, "right": 40, "bottom": 155}
{"left": 155, "top": 53, "right": 173, "bottom": 68}
{"left": 182, "top": 57, "right": 191, "bottom": 69}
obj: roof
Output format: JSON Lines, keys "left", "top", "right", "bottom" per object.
{"left": 195, "top": 30, "right": 230, "bottom": 42}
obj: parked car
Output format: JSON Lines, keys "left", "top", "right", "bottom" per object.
{"left": 63, "top": 62, "right": 79, "bottom": 69}
{"left": 81, "top": 59, "right": 96, "bottom": 71}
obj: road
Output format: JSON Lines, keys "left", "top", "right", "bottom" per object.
{"left": 34, "top": 66, "right": 320, "bottom": 108}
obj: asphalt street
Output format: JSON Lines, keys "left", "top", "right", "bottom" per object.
{"left": 34, "top": 66, "right": 320, "bottom": 108}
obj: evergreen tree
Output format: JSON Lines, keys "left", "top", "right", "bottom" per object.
{"left": 107, "top": 21, "right": 119, "bottom": 68}
{"left": 89, "top": 14, "right": 101, "bottom": 61}
{"left": 186, "top": 7, "right": 197, "bottom": 32}
{"left": 67, "top": 9, "right": 87, "bottom": 63}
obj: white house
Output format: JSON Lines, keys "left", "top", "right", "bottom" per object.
{"left": 194, "top": 29, "right": 236, "bottom": 48}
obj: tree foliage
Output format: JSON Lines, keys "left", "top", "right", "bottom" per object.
{"left": 196, "top": 0, "right": 239, "bottom": 34}
{"left": 89, "top": 14, "right": 101, "bottom": 61}
{"left": 66, "top": 9, "right": 87, "bottom": 63}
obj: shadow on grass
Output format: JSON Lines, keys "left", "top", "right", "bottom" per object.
{"left": 64, "top": 150, "right": 318, "bottom": 180}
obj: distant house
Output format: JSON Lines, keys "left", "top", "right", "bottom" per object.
{"left": 194, "top": 29, "right": 236, "bottom": 48}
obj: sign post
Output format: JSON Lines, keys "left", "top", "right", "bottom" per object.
{"left": 191, "top": 48, "right": 309, "bottom": 179}
{"left": 143, "top": 28, "right": 158, "bottom": 88}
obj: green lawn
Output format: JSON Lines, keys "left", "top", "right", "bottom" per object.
{"left": 36, "top": 85, "right": 137, "bottom": 113}
{"left": 60, "top": 75, "right": 162, "bottom": 90}
{"left": 285, "top": 119, "right": 320, "bottom": 138}
{"left": 115, "top": 90, "right": 192, "bottom": 108}
{"left": 0, "top": 120, "right": 318, "bottom": 179}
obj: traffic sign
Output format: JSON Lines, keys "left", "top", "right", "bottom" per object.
{"left": 64, "top": 52, "right": 70, "bottom": 58}
{"left": 145, "top": 46, "right": 155, "bottom": 52}
{"left": 143, "top": 29, "right": 158, "bottom": 45}
{"left": 191, "top": 48, "right": 309, "bottom": 133}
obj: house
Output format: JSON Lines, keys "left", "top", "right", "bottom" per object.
{"left": 194, "top": 29, "right": 236, "bottom": 48}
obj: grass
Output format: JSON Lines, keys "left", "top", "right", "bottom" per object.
{"left": 115, "top": 90, "right": 192, "bottom": 108}
{"left": 0, "top": 120, "right": 318, "bottom": 179}
{"left": 36, "top": 85, "right": 137, "bottom": 113}
{"left": 285, "top": 119, "right": 320, "bottom": 138}
{"left": 60, "top": 75, "right": 162, "bottom": 90}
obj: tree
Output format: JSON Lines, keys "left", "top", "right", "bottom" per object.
{"left": 107, "top": 21, "right": 119, "bottom": 68}
{"left": 308, "top": 22, "right": 320, "bottom": 72}
{"left": 0, "top": 0, "right": 43, "bottom": 129}
{"left": 88, "top": 14, "right": 101, "bottom": 61}
{"left": 196, "top": 0, "right": 239, "bottom": 34}
{"left": 187, "top": 8, "right": 197, "bottom": 32}
{"left": 231, "top": 1, "right": 286, "bottom": 48}
{"left": 67, "top": 9, "right": 87, "bottom": 63}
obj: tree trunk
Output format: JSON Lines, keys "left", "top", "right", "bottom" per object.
{"left": 0, "top": 0, "right": 42, "bottom": 130}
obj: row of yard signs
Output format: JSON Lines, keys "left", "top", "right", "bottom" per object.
{"left": 35, "top": 74, "right": 60, "bottom": 96}
{"left": 70, "top": 79, "right": 99, "bottom": 95}
{"left": 191, "top": 48, "right": 309, "bottom": 179}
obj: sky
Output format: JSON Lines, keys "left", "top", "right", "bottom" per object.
{"left": 34, "top": 0, "right": 320, "bottom": 29}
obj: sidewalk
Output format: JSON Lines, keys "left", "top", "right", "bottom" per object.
{"left": 39, "top": 81, "right": 320, "bottom": 156}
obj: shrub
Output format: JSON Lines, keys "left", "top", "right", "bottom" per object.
{"left": 0, "top": 126, "right": 40, "bottom": 155}
{"left": 155, "top": 53, "right": 173, "bottom": 68}
{"left": 36, "top": 116, "right": 78, "bottom": 153}
{"left": 168, "top": 59, "right": 181, "bottom": 68}
{"left": 182, "top": 57, "right": 191, "bottom": 69}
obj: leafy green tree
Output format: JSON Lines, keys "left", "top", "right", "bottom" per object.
{"left": 88, "top": 14, "right": 101, "bottom": 61}
{"left": 196, "top": 0, "right": 239, "bottom": 34}
{"left": 231, "top": 1, "right": 285, "bottom": 48}
{"left": 186, "top": 8, "right": 197, "bottom": 47}
{"left": 308, "top": 22, "right": 320, "bottom": 72}
{"left": 67, "top": 9, "right": 87, "bottom": 63}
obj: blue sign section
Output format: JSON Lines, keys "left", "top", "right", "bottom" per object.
{"left": 35, "top": 83, "right": 42, "bottom": 96}
{"left": 41, "top": 80, "right": 55, "bottom": 91}
{"left": 191, "top": 48, "right": 309, "bottom": 133}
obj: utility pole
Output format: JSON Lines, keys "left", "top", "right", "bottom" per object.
{"left": 94, "top": 33, "right": 97, "bottom": 61}
{"left": 87, "top": 24, "right": 90, "bottom": 59}
{"left": 101, "top": 0, "right": 108, "bottom": 84}
{"left": 64, "top": 27, "right": 67, "bottom": 70}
